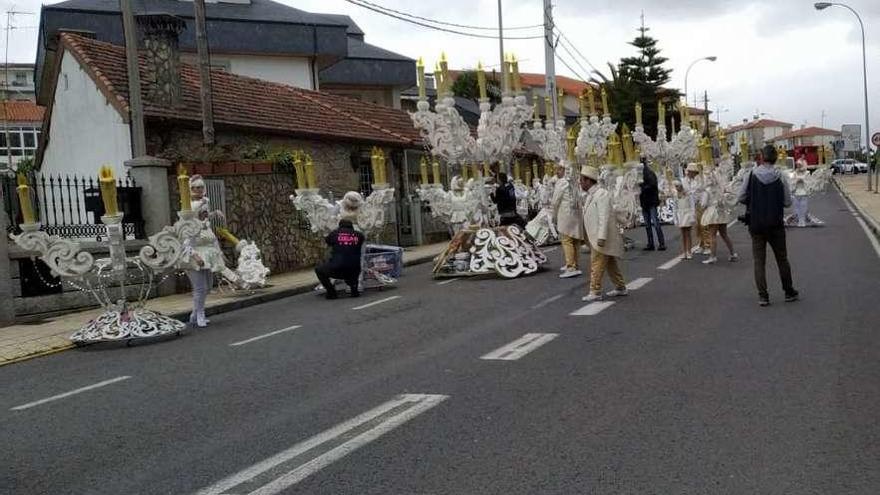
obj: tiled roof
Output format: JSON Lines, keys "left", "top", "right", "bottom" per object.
{"left": 0, "top": 101, "right": 45, "bottom": 122}
{"left": 518, "top": 73, "right": 594, "bottom": 96}
{"left": 773, "top": 126, "right": 841, "bottom": 140}
{"left": 59, "top": 34, "right": 421, "bottom": 146}
{"left": 726, "top": 118, "right": 793, "bottom": 133}
{"left": 686, "top": 106, "right": 711, "bottom": 116}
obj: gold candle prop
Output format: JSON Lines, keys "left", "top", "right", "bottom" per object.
{"left": 739, "top": 135, "right": 749, "bottom": 162}
{"left": 567, "top": 127, "right": 577, "bottom": 163}
{"left": 439, "top": 52, "right": 449, "bottom": 94}
{"left": 635, "top": 102, "right": 642, "bottom": 126}
{"left": 462, "top": 164, "right": 469, "bottom": 181}
{"left": 513, "top": 160, "right": 521, "bottom": 182}
{"left": 525, "top": 168, "right": 532, "bottom": 186}
{"left": 504, "top": 55, "right": 514, "bottom": 94}
{"left": 586, "top": 86, "right": 596, "bottom": 115}
{"left": 532, "top": 160, "right": 539, "bottom": 180}
{"left": 417, "top": 57, "right": 426, "bottom": 100}
{"left": 177, "top": 164, "right": 192, "bottom": 211}
{"left": 557, "top": 89, "right": 565, "bottom": 119}
{"left": 533, "top": 94, "right": 540, "bottom": 121}
{"left": 544, "top": 160, "right": 553, "bottom": 178}
{"left": 293, "top": 151, "right": 307, "bottom": 189}
{"left": 658, "top": 100, "right": 666, "bottom": 126}
{"left": 99, "top": 166, "right": 119, "bottom": 216}
{"left": 305, "top": 154, "right": 317, "bottom": 189}
{"left": 622, "top": 124, "right": 635, "bottom": 163}
{"left": 477, "top": 62, "right": 487, "bottom": 101}
{"left": 483, "top": 162, "right": 490, "bottom": 176}
{"left": 511, "top": 55, "right": 522, "bottom": 93}
{"left": 16, "top": 173, "right": 35, "bottom": 224}
{"left": 544, "top": 96, "right": 552, "bottom": 121}
{"left": 419, "top": 156, "right": 429, "bottom": 185}
{"left": 432, "top": 160, "right": 441, "bottom": 185}
{"left": 578, "top": 93, "right": 586, "bottom": 118}
{"left": 600, "top": 87, "right": 609, "bottom": 116}
{"left": 216, "top": 227, "right": 240, "bottom": 245}
{"left": 370, "top": 147, "right": 380, "bottom": 185}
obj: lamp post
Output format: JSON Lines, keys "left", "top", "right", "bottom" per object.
{"left": 683, "top": 56, "right": 717, "bottom": 111}
{"left": 815, "top": 2, "right": 873, "bottom": 191}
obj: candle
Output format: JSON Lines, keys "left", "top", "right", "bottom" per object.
{"left": 434, "top": 63, "right": 443, "bottom": 96}
{"left": 417, "top": 57, "right": 426, "bottom": 101}
{"left": 678, "top": 99, "right": 687, "bottom": 123}
{"left": 533, "top": 94, "right": 539, "bottom": 121}
{"left": 432, "top": 160, "right": 441, "bottom": 184}
{"left": 305, "top": 155, "right": 316, "bottom": 189}
{"left": 514, "top": 160, "right": 521, "bottom": 182}
{"left": 419, "top": 157, "right": 429, "bottom": 185}
{"left": 511, "top": 55, "right": 522, "bottom": 93}
{"left": 477, "top": 62, "right": 487, "bottom": 101}
{"left": 739, "top": 135, "right": 749, "bottom": 161}
{"left": 658, "top": 100, "right": 666, "bottom": 126}
{"left": 504, "top": 55, "right": 513, "bottom": 95}
{"left": 99, "top": 165, "right": 119, "bottom": 216}
{"left": 532, "top": 161, "right": 539, "bottom": 181}
{"left": 525, "top": 169, "right": 532, "bottom": 186}
{"left": 567, "top": 127, "right": 577, "bottom": 162}
{"left": 557, "top": 89, "right": 565, "bottom": 120}
{"left": 216, "top": 227, "right": 240, "bottom": 245}
{"left": 483, "top": 162, "right": 490, "bottom": 176}
{"left": 293, "top": 151, "right": 306, "bottom": 189}
{"left": 578, "top": 93, "right": 586, "bottom": 118}
{"left": 177, "top": 164, "right": 191, "bottom": 211}
{"left": 544, "top": 96, "right": 552, "bottom": 120}
{"left": 586, "top": 86, "right": 596, "bottom": 115}
{"left": 600, "top": 87, "right": 609, "bottom": 116}
{"left": 462, "top": 163, "right": 469, "bottom": 181}
{"left": 439, "top": 52, "right": 449, "bottom": 91}
{"left": 622, "top": 124, "right": 635, "bottom": 163}
{"left": 16, "top": 173, "right": 35, "bottom": 224}
{"left": 635, "top": 102, "right": 642, "bottom": 126}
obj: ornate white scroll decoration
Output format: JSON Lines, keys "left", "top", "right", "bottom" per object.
{"left": 11, "top": 225, "right": 95, "bottom": 278}
{"left": 70, "top": 306, "right": 184, "bottom": 343}
{"left": 291, "top": 187, "right": 395, "bottom": 237}
{"left": 358, "top": 186, "right": 396, "bottom": 233}
{"left": 575, "top": 114, "right": 617, "bottom": 159}
{"left": 231, "top": 240, "right": 270, "bottom": 289}
{"left": 669, "top": 127, "right": 698, "bottom": 167}
{"left": 475, "top": 95, "right": 533, "bottom": 164}
{"left": 528, "top": 117, "right": 566, "bottom": 163}
{"left": 410, "top": 98, "right": 476, "bottom": 164}
{"left": 468, "top": 225, "right": 546, "bottom": 278}
{"left": 138, "top": 212, "right": 202, "bottom": 271}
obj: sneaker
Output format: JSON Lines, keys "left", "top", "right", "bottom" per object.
{"left": 643, "top": 245, "right": 656, "bottom": 251}
{"left": 759, "top": 298, "right": 770, "bottom": 307}
{"left": 559, "top": 266, "right": 568, "bottom": 272}
{"left": 728, "top": 253, "right": 739, "bottom": 262}
{"left": 701, "top": 248, "right": 712, "bottom": 255}
{"left": 690, "top": 246, "right": 702, "bottom": 254}
{"left": 559, "top": 268, "right": 582, "bottom": 279}
{"left": 785, "top": 291, "right": 799, "bottom": 303}
{"left": 702, "top": 256, "right": 717, "bottom": 265}
{"left": 606, "top": 287, "right": 629, "bottom": 297}
{"left": 658, "top": 245, "right": 667, "bottom": 251}
{"left": 685, "top": 253, "right": 693, "bottom": 260}
{"left": 582, "top": 292, "right": 603, "bottom": 302}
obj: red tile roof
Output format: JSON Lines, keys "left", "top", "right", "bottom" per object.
{"left": 726, "top": 118, "right": 793, "bottom": 133}
{"left": 59, "top": 34, "right": 421, "bottom": 147}
{"left": 447, "top": 69, "right": 595, "bottom": 96}
{"left": 0, "top": 101, "right": 45, "bottom": 122}
{"left": 773, "top": 126, "right": 841, "bottom": 140}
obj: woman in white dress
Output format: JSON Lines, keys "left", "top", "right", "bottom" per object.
{"left": 673, "top": 180, "right": 696, "bottom": 260}
{"left": 182, "top": 175, "right": 227, "bottom": 327}
{"left": 790, "top": 158, "right": 810, "bottom": 227}
{"left": 699, "top": 170, "right": 739, "bottom": 265}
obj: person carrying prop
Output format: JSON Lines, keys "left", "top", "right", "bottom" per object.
{"left": 315, "top": 218, "right": 365, "bottom": 299}
{"left": 181, "top": 175, "right": 227, "bottom": 328}
{"left": 579, "top": 165, "right": 628, "bottom": 302}
{"left": 552, "top": 161, "right": 585, "bottom": 278}
{"left": 699, "top": 165, "right": 740, "bottom": 265}
{"left": 673, "top": 179, "right": 696, "bottom": 260}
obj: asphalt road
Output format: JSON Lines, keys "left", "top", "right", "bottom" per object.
{"left": 2, "top": 189, "right": 879, "bottom": 495}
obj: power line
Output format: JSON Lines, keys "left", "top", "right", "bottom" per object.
{"left": 554, "top": 29, "right": 599, "bottom": 75}
{"left": 554, "top": 51, "right": 589, "bottom": 84}
{"left": 343, "top": 0, "right": 543, "bottom": 40}
{"left": 555, "top": 34, "right": 595, "bottom": 82}
{"left": 351, "top": 0, "right": 543, "bottom": 32}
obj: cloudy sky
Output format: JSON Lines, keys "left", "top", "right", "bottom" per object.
{"left": 4, "top": 0, "right": 880, "bottom": 140}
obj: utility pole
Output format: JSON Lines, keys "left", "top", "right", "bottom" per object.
{"left": 702, "top": 91, "right": 711, "bottom": 137}
{"left": 119, "top": 0, "right": 146, "bottom": 157}
{"left": 542, "top": 0, "right": 558, "bottom": 121}
{"left": 821, "top": 110, "right": 826, "bottom": 129}
{"left": 193, "top": 0, "right": 215, "bottom": 145}
{"left": 497, "top": 0, "right": 505, "bottom": 95}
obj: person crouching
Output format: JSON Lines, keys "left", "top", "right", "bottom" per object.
{"left": 579, "top": 166, "right": 628, "bottom": 302}
{"left": 315, "top": 219, "right": 365, "bottom": 299}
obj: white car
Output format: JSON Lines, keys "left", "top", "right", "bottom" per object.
{"left": 853, "top": 161, "right": 869, "bottom": 173}
{"left": 831, "top": 159, "right": 855, "bottom": 174}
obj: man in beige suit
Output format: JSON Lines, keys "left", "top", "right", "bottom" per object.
{"left": 579, "top": 165, "right": 627, "bottom": 302}
{"left": 552, "top": 161, "right": 585, "bottom": 278}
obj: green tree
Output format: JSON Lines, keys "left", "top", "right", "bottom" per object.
{"left": 451, "top": 70, "right": 501, "bottom": 105}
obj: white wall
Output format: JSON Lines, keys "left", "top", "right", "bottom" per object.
{"left": 182, "top": 53, "right": 314, "bottom": 89}
{"left": 41, "top": 50, "right": 132, "bottom": 180}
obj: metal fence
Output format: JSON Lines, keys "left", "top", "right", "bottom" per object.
{"left": 3, "top": 172, "right": 146, "bottom": 241}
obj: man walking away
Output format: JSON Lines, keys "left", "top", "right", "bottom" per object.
{"left": 738, "top": 144, "right": 799, "bottom": 306}
{"left": 639, "top": 161, "right": 666, "bottom": 251}
{"left": 315, "top": 219, "right": 365, "bottom": 299}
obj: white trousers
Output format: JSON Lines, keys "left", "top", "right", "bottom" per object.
{"left": 793, "top": 196, "right": 809, "bottom": 225}
{"left": 187, "top": 269, "right": 213, "bottom": 322}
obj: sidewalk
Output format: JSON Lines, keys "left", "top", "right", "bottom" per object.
{"left": 835, "top": 175, "right": 880, "bottom": 237}
{"left": 0, "top": 242, "right": 447, "bottom": 367}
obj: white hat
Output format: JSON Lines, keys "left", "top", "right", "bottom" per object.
{"left": 579, "top": 165, "right": 599, "bottom": 181}
{"left": 685, "top": 163, "right": 701, "bottom": 173}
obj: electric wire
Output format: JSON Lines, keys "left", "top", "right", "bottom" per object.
{"left": 349, "top": 0, "right": 544, "bottom": 31}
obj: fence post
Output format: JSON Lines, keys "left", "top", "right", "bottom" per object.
{"left": 0, "top": 186, "right": 17, "bottom": 326}
{"left": 126, "top": 156, "right": 176, "bottom": 297}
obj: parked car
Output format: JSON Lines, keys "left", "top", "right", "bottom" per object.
{"left": 853, "top": 161, "right": 869, "bottom": 173}
{"left": 831, "top": 159, "right": 855, "bottom": 174}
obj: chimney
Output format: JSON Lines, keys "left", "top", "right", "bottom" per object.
{"left": 136, "top": 13, "right": 186, "bottom": 106}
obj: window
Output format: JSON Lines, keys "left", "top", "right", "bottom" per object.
{"left": 0, "top": 127, "right": 40, "bottom": 158}
{"left": 13, "top": 72, "right": 28, "bottom": 86}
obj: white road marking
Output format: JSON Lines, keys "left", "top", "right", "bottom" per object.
{"left": 570, "top": 301, "right": 616, "bottom": 316}
{"left": 351, "top": 295, "right": 401, "bottom": 311}
{"left": 657, "top": 256, "right": 683, "bottom": 270}
{"left": 11, "top": 376, "right": 131, "bottom": 411}
{"left": 727, "top": 219, "right": 738, "bottom": 228}
{"left": 542, "top": 246, "right": 559, "bottom": 253}
{"left": 532, "top": 293, "right": 565, "bottom": 309}
{"left": 626, "top": 277, "right": 653, "bottom": 291}
{"left": 436, "top": 278, "right": 459, "bottom": 286}
{"left": 480, "top": 333, "right": 559, "bottom": 361}
{"left": 840, "top": 190, "right": 880, "bottom": 260}
{"left": 194, "top": 394, "right": 448, "bottom": 495}
{"left": 229, "top": 325, "right": 302, "bottom": 347}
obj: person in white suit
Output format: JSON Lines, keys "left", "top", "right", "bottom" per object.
{"left": 552, "top": 161, "right": 585, "bottom": 278}
{"left": 579, "top": 165, "right": 627, "bottom": 302}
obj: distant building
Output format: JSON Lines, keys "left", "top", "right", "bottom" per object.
{"left": 0, "top": 63, "right": 36, "bottom": 101}
{"left": 770, "top": 126, "right": 841, "bottom": 150}
{"left": 725, "top": 118, "right": 794, "bottom": 156}
{"left": 684, "top": 106, "right": 718, "bottom": 135}
{"left": 0, "top": 101, "right": 44, "bottom": 170}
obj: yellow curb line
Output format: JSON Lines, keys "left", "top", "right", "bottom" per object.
{"left": 0, "top": 343, "right": 76, "bottom": 367}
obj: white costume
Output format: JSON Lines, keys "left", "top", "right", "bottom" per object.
{"left": 700, "top": 172, "right": 738, "bottom": 226}
{"left": 674, "top": 187, "right": 696, "bottom": 227}
{"left": 182, "top": 176, "right": 227, "bottom": 327}
{"left": 790, "top": 168, "right": 810, "bottom": 227}
{"left": 552, "top": 174, "right": 585, "bottom": 240}
{"left": 525, "top": 176, "right": 558, "bottom": 245}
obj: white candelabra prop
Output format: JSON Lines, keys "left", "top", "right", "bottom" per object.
{"left": 668, "top": 101, "right": 699, "bottom": 173}
{"left": 410, "top": 54, "right": 545, "bottom": 278}
{"left": 10, "top": 167, "right": 206, "bottom": 344}
{"left": 632, "top": 101, "right": 677, "bottom": 224}
{"left": 575, "top": 86, "right": 618, "bottom": 166}
{"left": 289, "top": 149, "right": 396, "bottom": 288}
{"left": 597, "top": 128, "right": 644, "bottom": 248}
{"left": 214, "top": 227, "right": 270, "bottom": 290}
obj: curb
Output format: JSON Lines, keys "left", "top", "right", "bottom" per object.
{"left": 0, "top": 250, "right": 442, "bottom": 367}
{"left": 834, "top": 179, "right": 880, "bottom": 240}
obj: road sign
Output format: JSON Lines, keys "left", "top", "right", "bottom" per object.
{"left": 872, "top": 132, "right": 880, "bottom": 147}
{"left": 841, "top": 124, "right": 861, "bottom": 151}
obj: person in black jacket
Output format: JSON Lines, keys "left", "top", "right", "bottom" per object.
{"left": 492, "top": 173, "right": 525, "bottom": 228}
{"left": 738, "top": 144, "right": 799, "bottom": 306}
{"left": 639, "top": 162, "right": 666, "bottom": 251}
{"left": 315, "top": 219, "right": 365, "bottom": 299}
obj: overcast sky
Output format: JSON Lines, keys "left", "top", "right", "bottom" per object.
{"left": 4, "top": 0, "right": 880, "bottom": 140}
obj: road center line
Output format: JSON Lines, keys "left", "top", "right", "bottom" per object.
{"left": 532, "top": 294, "right": 564, "bottom": 309}
{"left": 193, "top": 394, "right": 448, "bottom": 495}
{"left": 351, "top": 295, "right": 401, "bottom": 311}
{"left": 11, "top": 376, "right": 131, "bottom": 411}
{"left": 626, "top": 277, "right": 653, "bottom": 291}
{"left": 229, "top": 325, "right": 302, "bottom": 347}
{"left": 480, "top": 333, "right": 559, "bottom": 361}
{"left": 542, "top": 246, "right": 559, "bottom": 253}
{"left": 570, "top": 301, "right": 615, "bottom": 316}
{"left": 657, "top": 256, "right": 682, "bottom": 271}
{"left": 436, "top": 278, "right": 459, "bottom": 286}
{"left": 727, "top": 219, "right": 738, "bottom": 228}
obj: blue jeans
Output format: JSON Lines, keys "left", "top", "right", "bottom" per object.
{"left": 642, "top": 206, "right": 665, "bottom": 247}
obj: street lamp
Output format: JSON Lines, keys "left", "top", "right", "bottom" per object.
{"left": 683, "top": 56, "right": 717, "bottom": 109}
{"left": 814, "top": 2, "right": 873, "bottom": 192}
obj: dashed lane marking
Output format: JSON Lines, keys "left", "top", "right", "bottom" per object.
{"left": 532, "top": 294, "right": 565, "bottom": 309}
{"left": 351, "top": 296, "right": 401, "bottom": 311}
{"left": 229, "top": 325, "right": 302, "bottom": 347}
{"left": 626, "top": 277, "right": 653, "bottom": 291}
{"left": 570, "top": 301, "right": 616, "bottom": 316}
{"left": 480, "top": 333, "right": 559, "bottom": 361}
{"left": 11, "top": 376, "right": 131, "bottom": 411}
{"left": 436, "top": 278, "right": 459, "bottom": 286}
{"left": 657, "top": 256, "right": 683, "bottom": 271}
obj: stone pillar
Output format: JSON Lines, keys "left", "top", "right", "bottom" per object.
{"left": 126, "top": 156, "right": 173, "bottom": 236}
{"left": 136, "top": 13, "right": 186, "bottom": 107}
{"left": 0, "top": 189, "right": 17, "bottom": 326}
